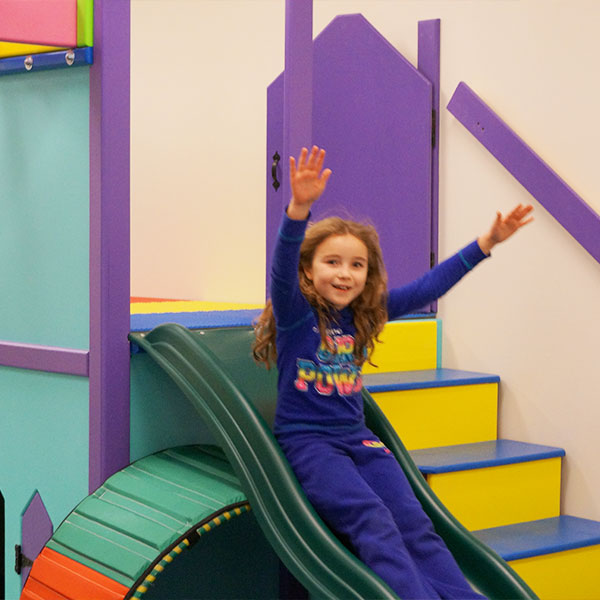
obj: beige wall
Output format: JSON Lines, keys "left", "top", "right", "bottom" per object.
{"left": 131, "top": 1, "right": 600, "bottom": 520}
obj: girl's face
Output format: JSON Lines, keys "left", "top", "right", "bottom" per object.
{"left": 304, "top": 233, "right": 368, "bottom": 310}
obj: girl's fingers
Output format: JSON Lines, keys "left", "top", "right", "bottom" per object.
{"left": 296, "top": 147, "right": 308, "bottom": 169}
{"left": 306, "top": 145, "right": 319, "bottom": 168}
{"left": 293, "top": 145, "right": 329, "bottom": 180}
{"left": 315, "top": 148, "right": 326, "bottom": 173}
{"left": 519, "top": 216, "right": 534, "bottom": 227}
{"left": 514, "top": 205, "right": 534, "bottom": 226}
{"left": 513, "top": 204, "right": 533, "bottom": 219}
{"left": 320, "top": 168, "right": 332, "bottom": 185}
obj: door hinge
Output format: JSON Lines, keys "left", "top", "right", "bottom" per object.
{"left": 15, "top": 544, "right": 34, "bottom": 575}
{"left": 431, "top": 110, "right": 437, "bottom": 149}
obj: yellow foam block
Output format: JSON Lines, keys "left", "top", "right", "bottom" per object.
{"left": 509, "top": 545, "right": 600, "bottom": 600}
{"left": 373, "top": 383, "right": 497, "bottom": 451}
{"left": 427, "top": 458, "right": 562, "bottom": 531}
{"left": 0, "top": 41, "right": 66, "bottom": 59}
{"left": 363, "top": 320, "right": 438, "bottom": 374}
{"left": 131, "top": 301, "right": 264, "bottom": 315}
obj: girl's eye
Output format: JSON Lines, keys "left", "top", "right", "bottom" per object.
{"left": 354, "top": 262, "right": 365, "bottom": 268}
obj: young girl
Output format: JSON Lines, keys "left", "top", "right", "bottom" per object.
{"left": 253, "top": 146, "right": 533, "bottom": 599}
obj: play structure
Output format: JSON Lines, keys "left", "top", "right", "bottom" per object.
{"left": 2, "top": 2, "right": 600, "bottom": 599}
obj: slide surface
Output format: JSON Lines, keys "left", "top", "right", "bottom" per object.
{"left": 131, "top": 323, "right": 538, "bottom": 600}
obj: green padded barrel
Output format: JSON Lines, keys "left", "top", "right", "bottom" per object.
{"left": 46, "top": 445, "right": 252, "bottom": 595}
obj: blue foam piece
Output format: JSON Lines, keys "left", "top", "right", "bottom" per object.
{"left": 410, "top": 439, "right": 565, "bottom": 474}
{"left": 0, "top": 47, "right": 93, "bottom": 77}
{"left": 130, "top": 309, "right": 262, "bottom": 333}
{"left": 363, "top": 368, "right": 499, "bottom": 393}
{"left": 473, "top": 516, "right": 600, "bottom": 561}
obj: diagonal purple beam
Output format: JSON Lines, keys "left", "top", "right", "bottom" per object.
{"left": 283, "top": 0, "right": 313, "bottom": 205}
{"left": 89, "top": 0, "right": 131, "bottom": 492}
{"left": 448, "top": 82, "right": 600, "bottom": 264}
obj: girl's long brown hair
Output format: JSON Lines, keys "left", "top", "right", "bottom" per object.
{"left": 253, "top": 217, "right": 388, "bottom": 368}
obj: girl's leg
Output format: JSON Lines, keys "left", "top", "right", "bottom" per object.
{"left": 353, "top": 433, "right": 485, "bottom": 600}
{"left": 278, "top": 433, "right": 440, "bottom": 599}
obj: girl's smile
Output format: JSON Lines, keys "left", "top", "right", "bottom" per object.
{"left": 304, "top": 233, "right": 369, "bottom": 310}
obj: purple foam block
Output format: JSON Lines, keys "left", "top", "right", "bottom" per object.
{"left": 0, "top": 341, "right": 88, "bottom": 376}
{"left": 20, "top": 491, "right": 53, "bottom": 588}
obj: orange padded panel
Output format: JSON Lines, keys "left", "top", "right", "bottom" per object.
{"left": 21, "top": 548, "right": 128, "bottom": 600}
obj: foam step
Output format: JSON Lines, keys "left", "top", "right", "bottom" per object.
{"left": 410, "top": 440, "right": 565, "bottom": 530}
{"left": 364, "top": 369, "right": 498, "bottom": 450}
{"left": 473, "top": 516, "right": 600, "bottom": 600}
{"left": 362, "top": 319, "right": 440, "bottom": 374}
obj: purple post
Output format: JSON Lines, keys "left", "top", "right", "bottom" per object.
{"left": 89, "top": 0, "right": 131, "bottom": 492}
{"left": 448, "top": 82, "right": 600, "bottom": 264}
{"left": 418, "top": 19, "right": 440, "bottom": 266}
{"left": 283, "top": 0, "right": 313, "bottom": 205}
{"left": 418, "top": 19, "right": 440, "bottom": 313}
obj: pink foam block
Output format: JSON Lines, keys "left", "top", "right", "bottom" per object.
{"left": 0, "top": 0, "right": 77, "bottom": 47}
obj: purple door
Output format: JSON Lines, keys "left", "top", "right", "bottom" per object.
{"left": 267, "top": 14, "right": 433, "bottom": 302}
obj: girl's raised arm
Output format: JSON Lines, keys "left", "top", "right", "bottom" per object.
{"left": 287, "top": 146, "right": 332, "bottom": 221}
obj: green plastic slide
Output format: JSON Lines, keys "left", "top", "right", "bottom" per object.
{"left": 130, "top": 323, "right": 538, "bottom": 600}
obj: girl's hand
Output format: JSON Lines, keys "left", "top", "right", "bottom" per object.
{"left": 287, "top": 146, "right": 332, "bottom": 220}
{"left": 478, "top": 203, "right": 534, "bottom": 255}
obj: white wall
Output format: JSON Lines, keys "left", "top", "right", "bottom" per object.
{"left": 131, "top": 1, "right": 600, "bottom": 520}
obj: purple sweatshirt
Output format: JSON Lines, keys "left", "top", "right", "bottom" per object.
{"left": 271, "top": 212, "right": 488, "bottom": 436}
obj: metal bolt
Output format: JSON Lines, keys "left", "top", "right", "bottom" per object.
{"left": 65, "top": 50, "right": 75, "bottom": 66}
{"left": 24, "top": 56, "right": 33, "bottom": 71}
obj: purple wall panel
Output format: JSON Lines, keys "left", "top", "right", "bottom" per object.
{"left": 89, "top": 0, "right": 131, "bottom": 492}
{"left": 0, "top": 342, "right": 88, "bottom": 376}
{"left": 448, "top": 82, "right": 600, "bottom": 264}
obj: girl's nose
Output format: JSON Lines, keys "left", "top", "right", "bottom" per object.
{"left": 338, "top": 264, "right": 351, "bottom": 278}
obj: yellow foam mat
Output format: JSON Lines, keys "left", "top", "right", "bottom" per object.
{"left": 510, "top": 544, "right": 600, "bottom": 600}
{"left": 427, "top": 458, "right": 562, "bottom": 531}
{"left": 0, "top": 42, "right": 66, "bottom": 59}
{"left": 131, "top": 301, "right": 264, "bottom": 315}
{"left": 373, "top": 383, "right": 497, "bottom": 451}
{"left": 363, "top": 320, "right": 438, "bottom": 374}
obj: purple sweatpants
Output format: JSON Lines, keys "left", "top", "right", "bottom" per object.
{"left": 277, "top": 426, "right": 486, "bottom": 599}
